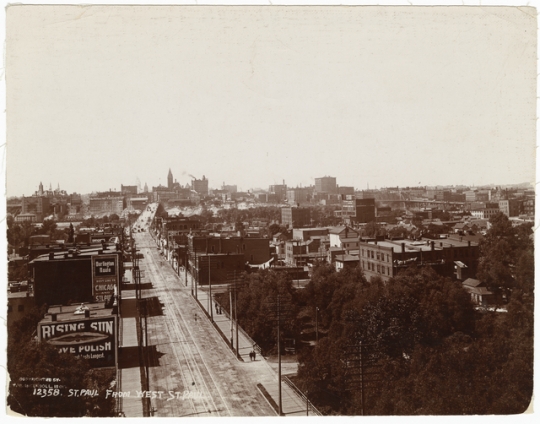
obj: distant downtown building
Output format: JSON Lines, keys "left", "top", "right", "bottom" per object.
{"left": 315, "top": 176, "right": 337, "bottom": 194}
{"left": 20, "top": 195, "right": 50, "bottom": 222}
{"left": 269, "top": 182, "right": 287, "bottom": 202}
{"left": 338, "top": 198, "right": 376, "bottom": 224}
{"left": 89, "top": 192, "right": 125, "bottom": 215}
{"left": 281, "top": 206, "right": 311, "bottom": 228}
{"left": 192, "top": 175, "right": 209, "bottom": 195}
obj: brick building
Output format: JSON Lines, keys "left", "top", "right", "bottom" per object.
{"left": 281, "top": 206, "right": 311, "bottom": 228}
{"left": 470, "top": 208, "right": 500, "bottom": 220}
{"left": 30, "top": 248, "right": 123, "bottom": 306}
{"left": 286, "top": 188, "right": 311, "bottom": 204}
{"left": 89, "top": 193, "right": 125, "bottom": 215}
{"left": 337, "top": 198, "right": 376, "bottom": 224}
{"left": 498, "top": 199, "right": 522, "bottom": 217}
{"left": 358, "top": 237, "right": 479, "bottom": 282}
{"left": 285, "top": 238, "right": 326, "bottom": 266}
{"left": 188, "top": 235, "right": 270, "bottom": 265}
{"left": 269, "top": 183, "right": 287, "bottom": 202}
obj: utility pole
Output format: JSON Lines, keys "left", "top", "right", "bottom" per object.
{"left": 185, "top": 250, "right": 188, "bottom": 288}
{"left": 209, "top": 255, "right": 213, "bottom": 322}
{"left": 343, "top": 310, "right": 383, "bottom": 416}
{"left": 194, "top": 250, "right": 198, "bottom": 300}
{"left": 315, "top": 306, "right": 319, "bottom": 345}
{"left": 265, "top": 292, "right": 293, "bottom": 416}
{"left": 277, "top": 293, "right": 283, "bottom": 416}
{"left": 229, "top": 284, "right": 234, "bottom": 349}
{"left": 235, "top": 276, "right": 239, "bottom": 358}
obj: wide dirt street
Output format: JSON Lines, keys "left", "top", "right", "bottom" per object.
{"left": 133, "top": 230, "right": 276, "bottom": 417}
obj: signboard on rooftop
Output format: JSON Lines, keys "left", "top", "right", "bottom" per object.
{"left": 91, "top": 254, "right": 118, "bottom": 302}
{"left": 38, "top": 315, "right": 117, "bottom": 368}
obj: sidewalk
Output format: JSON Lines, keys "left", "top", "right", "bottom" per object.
{"left": 192, "top": 283, "right": 317, "bottom": 416}
{"left": 118, "top": 271, "right": 144, "bottom": 417}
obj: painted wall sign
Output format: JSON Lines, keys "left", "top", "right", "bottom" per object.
{"left": 91, "top": 254, "right": 118, "bottom": 302}
{"left": 38, "top": 315, "right": 117, "bottom": 368}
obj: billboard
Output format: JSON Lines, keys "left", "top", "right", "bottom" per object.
{"left": 38, "top": 315, "right": 117, "bottom": 368}
{"left": 92, "top": 254, "right": 118, "bottom": 302}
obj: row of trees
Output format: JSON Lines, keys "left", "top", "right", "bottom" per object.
{"left": 362, "top": 220, "right": 454, "bottom": 239}
{"left": 215, "top": 271, "right": 301, "bottom": 353}
{"left": 295, "top": 213, "right": 534, "bottom": 415}
{"left": 216, "top": 212, "right": 533, "bottom": 415}
{"left": 7, "top": 216, "right": 69, "bottom": 250}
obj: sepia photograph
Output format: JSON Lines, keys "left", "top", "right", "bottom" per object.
{"left": 1, "top": 0, "right": 537, "bottom": 419}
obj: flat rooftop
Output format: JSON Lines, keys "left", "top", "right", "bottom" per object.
{"left": 31, "top": 246, "right": 120, "bottom": 262}
{"left": 40, "top": 302, "right": 114, "bottom": 323}
{"left": 364, "top": 237, "right": 478, "bottom": 252}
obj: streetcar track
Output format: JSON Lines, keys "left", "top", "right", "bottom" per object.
{"left": 136, "top": 233, "right": 229, "bottom": 416}
{"left": 139, "top": 248, "right": 208, "bottom": 415}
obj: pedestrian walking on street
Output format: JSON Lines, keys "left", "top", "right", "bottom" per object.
{"left": 215, "top": 302, "right": 219, "bottom": 314}
{"left": 249, "top": 351, "right": 254, "bottom": 361}
{"left": 252, "top": 350, "right": 256, "bottom": 361}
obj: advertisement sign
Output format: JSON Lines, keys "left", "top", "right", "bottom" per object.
{"left": 92, "top": 254, "right": 118, "bottom": 302}
{"left": 38, "top": 316, "right": 117, "bottom": 368}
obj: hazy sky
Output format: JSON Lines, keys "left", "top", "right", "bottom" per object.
{"left": 6, "top": 5, "right": 537, "bottom": 196}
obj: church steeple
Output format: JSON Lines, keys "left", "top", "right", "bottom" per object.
{"left": 167, "top": 169, "right": 173, "bottom": 189}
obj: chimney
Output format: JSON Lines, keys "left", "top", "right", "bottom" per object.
{"left": 49, "top": 252, "right": 54, "bottom": 260}
{"left": 401, "top": 243, "right": 405, "bottom": 253}
{"left": 84, "top": 310, "right": 90, "bottom": 318}
{"left": 431, "top": 241, "right": 434, "bottom": 251}
{"left": 51, "top": 313, "right": 57, "bottom": 322}
{"left": 468, "top": 241, "right": 471, "bottom": 247}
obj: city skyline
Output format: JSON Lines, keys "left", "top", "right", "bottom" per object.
{"left": 6, "top": 6, "right": 536, "bottom": 196}
{"left": 9, "top": 170, "right": 535, "bottom": 199}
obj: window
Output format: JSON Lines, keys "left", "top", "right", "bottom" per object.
{"left": 377, "top": 265, "right": 380, "bottom": 273}
{"left": 382, "top": 266, "right": 385, "bottom": 275}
